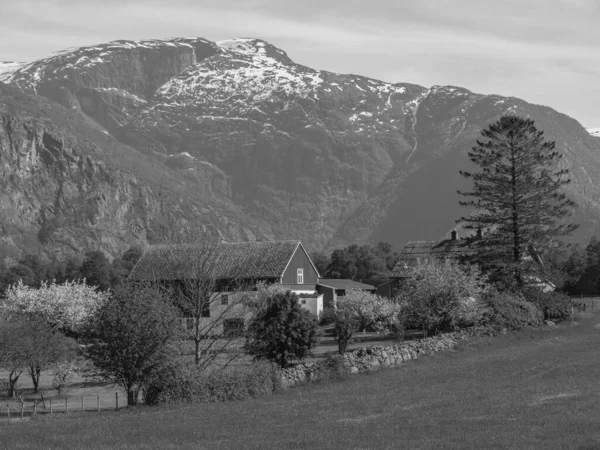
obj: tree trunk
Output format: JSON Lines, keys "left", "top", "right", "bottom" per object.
{"left": 8, "top": 370, "right": 21, "bottom": 398}
{"left": 127, "top": 387, "right": 139, "bottom": 406}
{"left": 29, "top": 364, "right": 41, "bottom": 393}
{"left": 195, "top": 316, "right": 201, "bottom": 365}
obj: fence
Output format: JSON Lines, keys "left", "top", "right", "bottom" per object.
{"left": 571, "top": 296, "right": 600, "bottom": 312}
{"left": 2, "top": 392, "right": 123, "bottom": 423}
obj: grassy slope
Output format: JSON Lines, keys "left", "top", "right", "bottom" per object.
{"left": 2, "top": 314, "right": 600, "bottom": 449}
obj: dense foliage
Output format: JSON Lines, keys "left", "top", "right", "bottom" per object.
{"left": 144, "top": 361, "right": 281, "bottom": 405}
{"left": 245, "top": 291, "right": 318, "bottom": 368}
{"left": 312, "top": 242, "right": 399, "bottom": 286}
{"left": 397, "top": 258, "right": 488, "bottom": 334}
{"left": 84, "top": 282, "right": 182, "bottom": 406}
{"left": 458, "top": 115, "right": 577, "bottom": 289}
{"left": 522, "top": 288, "right": 573, "bottom": 322}
{"left": 483, "top": 291, "right": 543, "bottom": 330}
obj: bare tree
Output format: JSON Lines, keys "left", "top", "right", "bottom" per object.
{"left": 141, "top": 222, "right": 256, "bottom": 370}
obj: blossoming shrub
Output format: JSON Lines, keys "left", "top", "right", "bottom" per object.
{"left": 397, "top": 258, "right": 488, "bottom": 334}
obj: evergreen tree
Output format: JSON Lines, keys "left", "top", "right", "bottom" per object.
{"left": 458, "top": 115, "right": 577, "bottom": 288}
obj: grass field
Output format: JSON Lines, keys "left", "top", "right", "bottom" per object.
{"left": 2, "top": 313, "right": 600, "bottom": 449}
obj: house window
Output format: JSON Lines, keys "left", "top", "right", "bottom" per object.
{"left": 201, "top": 301, "right": 210, "bottom": 318}
{"left": 297, "top": 268, "right": 304, "bottom": 284}
{"left": 221, "top": 294, "right": 229, "bottom": 306}
{"left": 185, "top": 318, "right": 194, "bottom": 330}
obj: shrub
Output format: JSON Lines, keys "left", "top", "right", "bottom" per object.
{"left": 397, "top": 259, "right": 488, "bottom": 334}
{"left": 328, "top": 305, "right": 360, "bottom": 355}
{"left": 144, "top": 361, "right": 281, "bottom": 405}
{"left": 451, "top": 296, "right": 491, "bottom": 328}
{"left": 522, "top": 288, "right": 573, "bottom": 322}
{"left": 483, "top": 291, "right": 543, "bottom": 330}
{"left": 245, "top": 291, "right": 317, "bottom": 368}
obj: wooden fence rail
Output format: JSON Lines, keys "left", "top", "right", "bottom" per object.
{"left": 2, "top": 392, "right": 122, "bottom": 424}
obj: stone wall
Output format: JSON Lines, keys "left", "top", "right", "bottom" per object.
{"left": 280, "top": 326, "right": 499, "bottom": 388}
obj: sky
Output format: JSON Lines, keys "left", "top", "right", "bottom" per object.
{"left": 1, "top": 0, "right": 599, "bottom": 127}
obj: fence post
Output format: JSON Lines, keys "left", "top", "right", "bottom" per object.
{"left": 33, "top": 402, "right": 37, "bottom": 417}
{"left": 97, "top": 396, "right": 100, "bottom": 413}
{"left": 20, "top": 402, "right": 24, "bottom": 420}
{"left": 81, "top": 396, "right": 84, "bottom": 413}
{"left": 6, "top": 404, "right": 9, "bottom": 424}
{"left": 65, "top": 397, "right": 68, "bottom": 414}
{"left": 115, "top": 392, "right": 118, "bottom": 411}
{"left": 50, "top": 398, "right": 52, "bottom": 415}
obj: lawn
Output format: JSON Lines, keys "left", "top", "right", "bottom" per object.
{"left": 2, "top": 313, "right": 600, "bottom": 449}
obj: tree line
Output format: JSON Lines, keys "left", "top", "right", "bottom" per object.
{"left": 311, "top": 242, "right": 399, "bottom": 287}
{"left": 0, "top": 246, "right": 142, "bottom": 295}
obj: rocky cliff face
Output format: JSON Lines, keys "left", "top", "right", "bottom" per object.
{"left": 0, "top": 84, "right": 268, "bottom": 261}
{"left": 2, "top": 37, "right": 599, "bottom": 259}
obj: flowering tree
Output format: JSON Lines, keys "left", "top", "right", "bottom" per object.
{"left": 2, "top": 280, "right": 110, "bottom": 335}
{"left": 397, "top": 258, "right": 488, "bottom": 334}
{"left": 338, "top": 289, "right": 402, "bottom": 333}
{"left": 332, "top": 290, "right": 402, "bottom": 354}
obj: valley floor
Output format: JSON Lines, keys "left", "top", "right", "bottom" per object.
{"left": 2, "top": 313, "right": 600, "bottom": 449}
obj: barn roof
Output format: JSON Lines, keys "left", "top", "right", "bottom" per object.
{"left": 129, "top": 240, "right": 301, "bottom": 281}
{"left": 317, "top": 279, "right": 376, "bottom": 291}
{"left": 391, "top": 237, "right": 478, "bottom": 277}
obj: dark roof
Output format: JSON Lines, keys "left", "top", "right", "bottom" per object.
{"left": 317, "top": 279, "right": 376, "bottom": 290}
{"left": 129, "top": 240, "right": 301, "bottom": 281}
{"left": 392, "top": 238, "right": 477, "bottom": 277}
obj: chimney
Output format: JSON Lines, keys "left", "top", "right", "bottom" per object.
{"left": 450, "top": 230, "right": 457, "bottom": 241}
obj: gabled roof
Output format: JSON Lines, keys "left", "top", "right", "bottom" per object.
{"left": 129, "top": 240, "right": 301, "bottom": 281}
{"left": 392, "top": 236, "right": 544, "bottom": 278}
{"left": 392, "top": 238, "right": 477, "bottom": 277}
{"left": 317, "top": 279, "right": 376, "bottom": 290}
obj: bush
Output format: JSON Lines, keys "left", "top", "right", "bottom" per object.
{"left": 144, "top": 361, "right": 281, "bottom": 405}
{"left": 483, "top": 291, "right": 543, "bottom": 330}
{"left": 397, "top": 259, "right": 488, "bottom": 334}
{"left": 245, "top": 291, "right": 318, "bottom": 368}
{"left": 522, "top": 288, "right": 573, "bottom": 322}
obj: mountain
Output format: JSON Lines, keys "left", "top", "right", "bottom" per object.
{"left": 1, "top": 37, "right": 600, "bottom": 261}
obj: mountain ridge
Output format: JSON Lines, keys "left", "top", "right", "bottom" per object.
{"left": 1, "top": 36, "right": 599, "bottom": 261}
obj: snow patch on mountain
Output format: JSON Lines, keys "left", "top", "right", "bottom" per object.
{"left": 0, "top": 62, "right": 26, "bottom": 80}
{"left": 587, "top": 128, "right": 600, "bottom": 137}
{"left": 2, "top": 38, "right": 212, "bottom": 92}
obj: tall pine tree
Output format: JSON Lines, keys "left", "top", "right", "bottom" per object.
{"left": 458, "top": 115, "right": 577, "bottom": 288}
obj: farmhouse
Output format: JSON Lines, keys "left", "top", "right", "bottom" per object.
{"left": 377, "top": 229, "right": 552, "bottom": 297}
{"left": 377, "top": 230, "right": 477, "bottom": 298}
{"left": 129, "top": 240, "right": 325, "bottom": 324}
